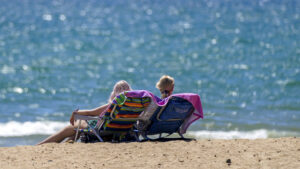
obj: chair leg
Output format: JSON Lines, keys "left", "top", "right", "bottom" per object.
{"left": 133, "top": 132, "right": 140, "bottom": 142}
{"left": 74, "top": 120, "right": 82, "bottom": 141}
{"left": 87, "top": 121, "right": 103, "bottom": 142}
{"left": 139, "top": 132, "right": 148, "bottom": 141}
{"left": 178, "top": 131, "right": 185, "bottom": 139}
{"left": 74, "top": 120, "right": 104, "bottom": 142}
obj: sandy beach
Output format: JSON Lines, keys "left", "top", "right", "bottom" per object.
{"left": 0, "top": 137, "right": 299, "bottom": 169}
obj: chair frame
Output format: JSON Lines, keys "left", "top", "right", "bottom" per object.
{"left": 74, "top": 103, "right": 144, "bottom": 142}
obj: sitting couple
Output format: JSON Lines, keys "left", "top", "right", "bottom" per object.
{"left": 38, "top": 75, "right": 175, "bottom": 145}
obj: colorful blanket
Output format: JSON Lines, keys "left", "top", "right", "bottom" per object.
{"left": 102, "top": 93, "right": 151, "bottom": 132}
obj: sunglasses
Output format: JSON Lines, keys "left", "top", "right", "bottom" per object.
{"left": 161, "top": 90, "right": 170, "bottom": 94}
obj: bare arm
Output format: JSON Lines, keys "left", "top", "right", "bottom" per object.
{"left": 70, "top": 104, "right": 109, "bottom": 125}
{"left": 77, "top": 104, "right": 109, "bottom": 116}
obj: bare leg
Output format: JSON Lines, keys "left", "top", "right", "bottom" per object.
{"left": 64, "top": 136, "right": 76, "bottom": 143}
{"left": 37, "top": 120, "right": 87, "bottom": 145}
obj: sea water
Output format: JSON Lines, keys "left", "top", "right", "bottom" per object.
{"left": 0, "top": 0, "right": 299, "bottom": 147}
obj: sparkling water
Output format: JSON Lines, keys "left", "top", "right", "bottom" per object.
{"left": 0, "top": 0, "right": 299, "bottom": 146}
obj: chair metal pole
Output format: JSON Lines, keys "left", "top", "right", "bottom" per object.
{"left": 74, "top": 119, "right": 81, "bottom": 141}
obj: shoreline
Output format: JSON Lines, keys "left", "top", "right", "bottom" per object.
{"left": 0, "top": 137, "right": 299, "bottom": 168}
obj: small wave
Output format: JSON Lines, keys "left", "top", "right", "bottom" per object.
{"left": 187, "top": 129, "right": 300, "bottom": 139}
{"left": 1, "top": 121, "right": 299, "bottom": 139}
{"left": 0, "top": 121, "right": 68, "bottom": 137}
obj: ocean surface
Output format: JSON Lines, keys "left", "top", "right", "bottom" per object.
{"left": 0, "top": 0, "right": 299, "bottom": 147}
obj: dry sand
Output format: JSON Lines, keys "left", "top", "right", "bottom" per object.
{"left": 0, "top": 137, "right": 299, "bottom": 169}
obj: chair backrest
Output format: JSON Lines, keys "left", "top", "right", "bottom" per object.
{"left": 146, "top": 96, "right": 194, "bottom": 135}
{"left": 102, "top": 93, "right": 151, "bottom": 132}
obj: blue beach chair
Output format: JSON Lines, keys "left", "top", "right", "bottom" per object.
{"left": 74, "top": 91, "right": 151, "bottom": 142}
{"left": 137, "top": 96, "right": 196, "bottom": 140}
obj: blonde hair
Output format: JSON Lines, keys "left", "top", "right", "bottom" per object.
{"left": 156, "top": 75, "right": 175, "bottom": 99}
{"left": 156, "top": 75, "right": 174, "bottom": 90}
{"left": 108, "top": 80, "right": 132, "bottom": 103}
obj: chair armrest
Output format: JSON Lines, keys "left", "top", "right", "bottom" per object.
{"left": 74, "top": 114, "right": 102, "bottom": 121}
{"left": 112, "top": 117, "right": 141, "bottom": 121}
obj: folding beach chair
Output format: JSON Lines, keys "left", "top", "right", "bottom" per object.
{"left": 74, "top": 91, "right": 151, "bottom": 142}
{"left": 137, "top": 94, "right": 202, "bottom": 140}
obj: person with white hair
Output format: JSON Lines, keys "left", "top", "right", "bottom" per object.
{"left": 37, "top": 80, "right": 132, "bottom": 145}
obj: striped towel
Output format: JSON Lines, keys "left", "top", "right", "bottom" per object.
{"left": 102, "top": 92, "right": 151, "bottom": 132}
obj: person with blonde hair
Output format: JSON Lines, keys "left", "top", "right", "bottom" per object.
{"left": 136, "top": 75, "right": 175, "bottom": 130}
{"left": 156, "top": 75, "right": 175, "bottom": 99}
{"left": 37, "top": 80, "right": 132, "bottom": 145}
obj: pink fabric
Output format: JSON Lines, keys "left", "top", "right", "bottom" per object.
{"left": 171, "top": 93, "right": 203, "bottom": 118}
{"left": 172, "top": 93, "right": 203, "bottom": 134}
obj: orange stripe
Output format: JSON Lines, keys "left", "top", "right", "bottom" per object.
{"left": 106, "top": 123, "right": 133, "bottom": 129}
{"left": 116, "top": 114, "right": 139, "bottom": 118}
{"left": 124, "top": 102, "right": 143, "bottom": 107}
{"left": 143, "top": 102, "right": 150, "bottom": 106}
